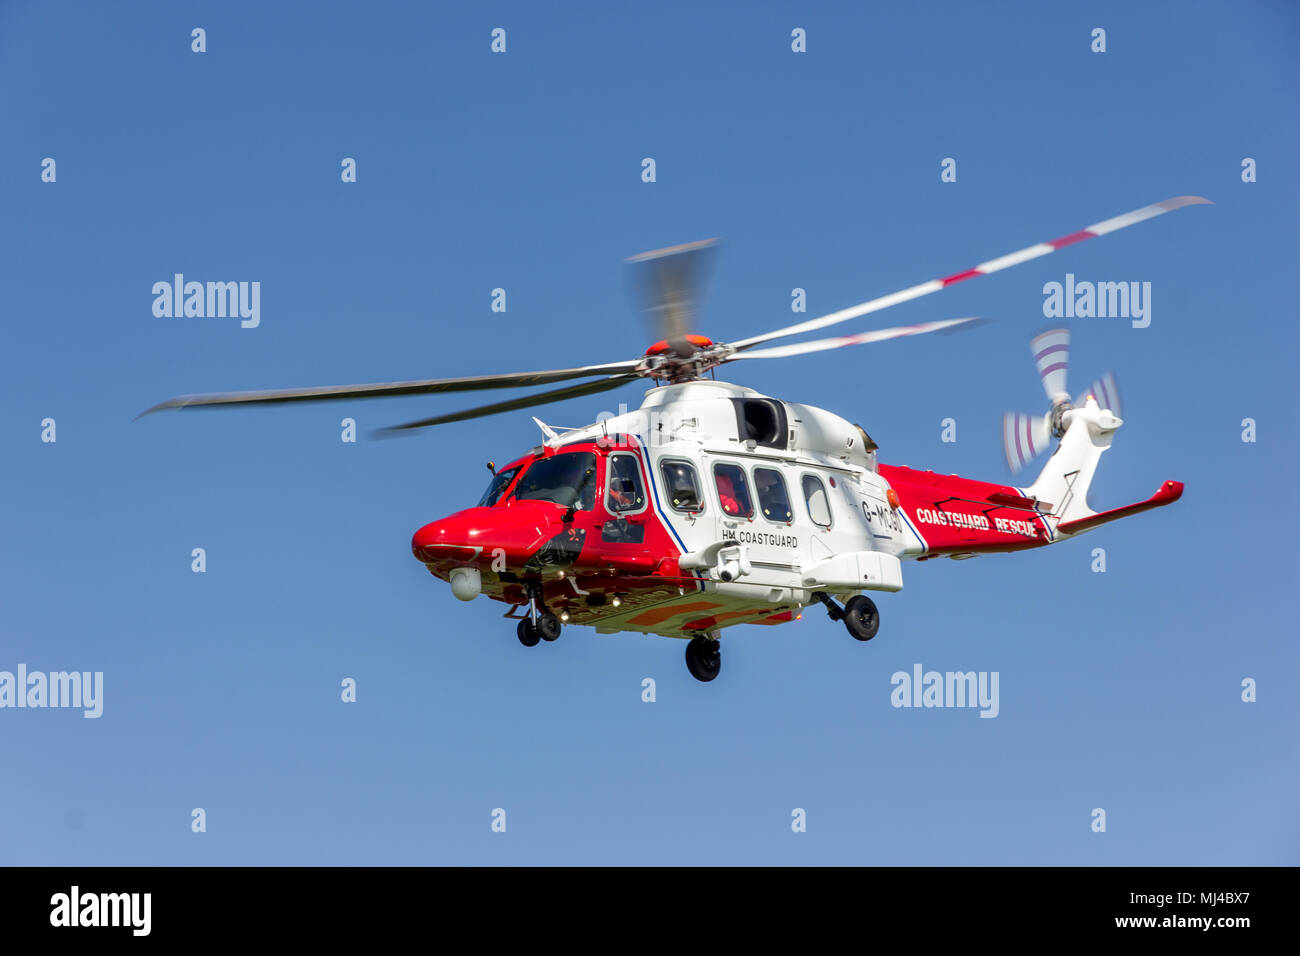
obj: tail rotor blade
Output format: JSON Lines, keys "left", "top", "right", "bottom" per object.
{"left": 1077, "top": 371, "right": 1121, "bottom": 417}
{"left": 1003, "top": 412, "right": 1051, "bottom": 474}
{"left": 1031, "top": 327, "right": 1070, "bottom": 403}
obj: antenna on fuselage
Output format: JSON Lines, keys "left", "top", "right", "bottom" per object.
{"left": 532, "top": 416, "right": 559, "bottom": 440}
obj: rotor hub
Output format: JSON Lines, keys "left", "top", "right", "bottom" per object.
{"left": 641, "top": 336, "right": 735, "bottom": 384}
{"left": 644, "top": 334, "right": 714, "bottom": 357}
{"left": 1049, "top": 400, "right": 1072, "bottom": 438}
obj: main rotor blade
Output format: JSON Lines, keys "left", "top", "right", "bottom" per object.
{"left": 626, "top": 238, "right": 718, "bottom": 348}
{"left": 731, "top": 196, "right": 1211, "bottom": 351}
{"left": 727, "top": 317, "right": 982, "bottom": 361}
{"left": 138, "top": 360, "right": 641, "bottom": 417}
{"left": 374, "top": 374, "right": 641, "bottom": 435}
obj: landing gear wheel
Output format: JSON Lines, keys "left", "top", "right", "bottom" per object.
{"left": 517, "top": 618, "right": 540, "bottom": 647}
{"left": 843, "top": 595, "right": 880, "bottom": 642}
{"left": 685, "top": 636, "right": 721, "bottom": 682}
{"left": 537, "top": 612, "right": 562, "bottom": 642}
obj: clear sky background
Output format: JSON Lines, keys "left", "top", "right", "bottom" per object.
{"left": 2, "top": 0, "right": 1296, "bottom": 865}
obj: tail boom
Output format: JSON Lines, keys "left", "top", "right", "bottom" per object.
{"left": 878, "top": 464, "right": 1055, "bottom": 556}
{"left": 879, "top": 395, "right": 1183, "bottom": 558}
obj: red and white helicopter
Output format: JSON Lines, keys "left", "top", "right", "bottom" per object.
{"left": 145, "top": 196, "right": 1206, "bottom": 681}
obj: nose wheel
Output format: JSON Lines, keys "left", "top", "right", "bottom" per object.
{"left": 517, "top": 614, "right": 561, "bottom": 645}
{"left": 517, "top": 583, "right": 562, "bottom": 646}
{"left": 517, "top": 618, "right": 541, "bottom": 647}
{"left": 685, "top": 634, "right": 721, "bottom": 682}
{"left": 536, "top": 612, "right": 561, "bottom": 641}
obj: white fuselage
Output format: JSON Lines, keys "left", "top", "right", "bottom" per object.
{"left": 539, "top": 381, "right": 923, "bottom": 636}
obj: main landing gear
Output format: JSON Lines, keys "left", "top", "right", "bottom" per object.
{"left": 685, "top": 634, "right": 721, "bottom": 682}
{"left": 813, "top": 592, "right": 880, "bottom": 642}
{"left": 517, "top": 582, "right": 562, "bottom": 647}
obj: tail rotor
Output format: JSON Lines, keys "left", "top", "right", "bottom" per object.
{"left": 1031, "top": 327, "right": 1071, "bottom": 405}
{"left": 1002, "top": 327, "right": 1120, "bottom": 475}
{"left": 1076, "top": 371, "right": 1121, "bottom": 420}
{"left": 1002, "top": 412, "right": 1052, "bottom": 474}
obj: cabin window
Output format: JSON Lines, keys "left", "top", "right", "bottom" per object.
{"left": 713, "top": 463, "right": 754, "bottom": 518}
{"left": 511, "top": 452, "right": 597, "bottom": 510}
{"left": 606, "top": 453, "right": 646, "bottom": 514}
{"left": 754, "top": 467, "right": 793, "bottom": 523}
{"left": 477, "top": 466, "right": 521, "bottom": 507}
{"left": 660, "top": 460, "right": 705, "bottom": 513}
{"left": 802, "top": 474, "right": 833, "bottom": 528}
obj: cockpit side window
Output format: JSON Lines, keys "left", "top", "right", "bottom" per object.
{"left": 511, "top": 452, "right": 598, "bottom": 509}
{"left": 606, "top": 453, "right": 646, "bottom": 514}
{"left": 477, "top": 466, "right": 521, "bottom": 507}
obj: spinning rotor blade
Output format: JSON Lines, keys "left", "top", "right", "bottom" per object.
{"left": 1003, "top": 412, "right": 1051, "bottom": 474}
{"left": 626, "top": 238, "right": 718, "bottom": 353}
{"left": 138, "top": 360, "right": 641, "bottom": 417}
{"left": 373, "top": 374, "right": 641, "bottom": 435}
{"left": 731, "top": 196, "right": 1211, "bottom": 351}
{"left": 1031, "top": 328, "right": 1070, "bottom": 403}
{"left": 727, "top": 316, "right": 982, "bottom": 361}
{"left": 1077, "top": 371, "right": 1121, "bottom": 417}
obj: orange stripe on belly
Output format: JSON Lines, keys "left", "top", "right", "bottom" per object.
{"left": 628, "top": 601, "right": 722, "bottom": 626}
{"left": 682, "top": 609, "right": 766, "bottom": 631}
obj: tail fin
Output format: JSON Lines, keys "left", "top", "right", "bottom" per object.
{"left": 1021, "top": 397, "right": 1121, "bottom": 525}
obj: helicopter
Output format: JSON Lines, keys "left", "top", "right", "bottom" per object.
{"left": 143, "top": 195, "right": 1207, "bottom": 681}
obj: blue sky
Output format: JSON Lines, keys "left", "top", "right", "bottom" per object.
{"left": 1, "top": 0, "right": 1296, "bottom": 865}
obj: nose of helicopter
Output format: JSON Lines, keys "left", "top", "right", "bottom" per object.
{"left": 411, "top": 515, "right": 471, "bottom": 563}
{"left": 412, "top": 502, "right": 557, "bottom": 566}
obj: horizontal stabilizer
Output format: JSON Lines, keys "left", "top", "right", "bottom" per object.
{"left": 1056, "top": 480, "right": 1184, "bottom": 535}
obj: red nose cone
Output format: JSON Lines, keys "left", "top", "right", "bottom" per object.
{"left": 412, "top": 519, "right": 466, "bottom": 563}
{"left": 411, "top": 509, "right": 501, "bottom": 563}
{"left": 412, "top": 502, "right": 558, "bottom": 568}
